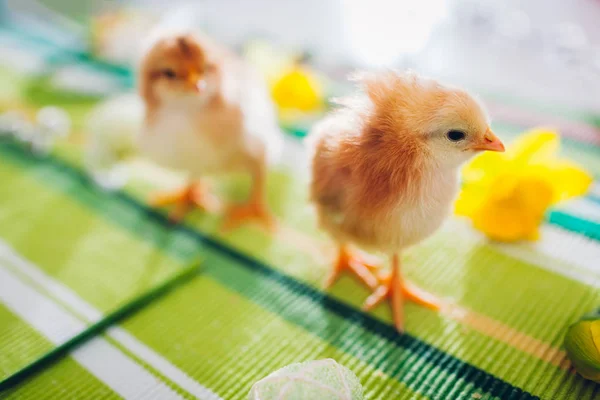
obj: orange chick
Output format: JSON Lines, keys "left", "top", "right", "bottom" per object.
{"left": 307, "top": 71, "right": 505, "bottom": 332}
{"left": 138, "top": 32, "right": 282, "bottom": 228}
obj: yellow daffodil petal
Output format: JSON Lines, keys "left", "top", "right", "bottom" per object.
{"left": 458, "top": 126, "right": 591, "bottom": 243}
{"left": 526, "top": 228, "right": 541, "bottom": 241}
{"left": 517, "top": 175, "right": 555, "bottom": 216}
{"left": 469, "top": 174, "right": 553, "bottom": 242}
{"left": 454, "top": 187, "right": 485, "bottom": 217}
{"left": 509, "top": 128, "right": 559, "bottom": 165}
{"left": 473, "top": 201, "right": 537, "bottom": 242}
{"left": 547, "top": 160, "right": 593, "bottom": 203}
{"left": 487, "top": 173, "right": 521, "bottom": 200}
{"left": 461, "top": 151, "right": 508, "bottom": 185}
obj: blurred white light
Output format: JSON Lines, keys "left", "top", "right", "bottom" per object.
{"left": 341, "top": 0, "right": 448, "bottom": 67}
{"left": 553, "top": 22, "right": 588, "bottom": 51}
{"left": 497, "top": 10, "right": 531, "bottom": 41}
{"left": 37, "top": 106, "right": 71, "bottom": 138}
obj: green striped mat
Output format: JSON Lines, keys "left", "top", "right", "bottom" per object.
{"left": 0, "top": 135, "right": 598, "bottom": 399}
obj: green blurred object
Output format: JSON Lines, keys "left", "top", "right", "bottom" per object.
{"left": 564, "top": 309, "right": 600, "bottom": 383}
{"left": 25, "top": 75, "right": 101, "bottom": 107}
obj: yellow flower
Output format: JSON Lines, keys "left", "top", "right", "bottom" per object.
{"left": 271, "top": 66, "right": 324, "bottom": 112}
{"left": 456, "top": 128, "right": 593, "bottom": 242}
{"left": 243, "top": 41, "right": 325, "bottom": 113}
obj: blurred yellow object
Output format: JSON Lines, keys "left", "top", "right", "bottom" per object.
{"left": 455, "top": 128, "right": 593, "bottom": 242}
{"left": 271, "top": 66, "right": 323, "bottom": 112}
{"left": 564, "top": 310, "right": 600, "bottom": 383}
{"left": 244, "top": 41, "right": 325, "bottom": 113}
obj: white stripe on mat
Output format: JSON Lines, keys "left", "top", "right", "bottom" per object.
{"left": 591, "top": 183, "right": 600, "bottom": 199}
{"left": 0, "top": 241, "right": 222, "bottom": 400}
{"left": 560, "top": 197, "right": 600, "bottom": 222}
{"left": 447, "top": 220, "right": 600, "bottom": 287}
{"left": 0, "top": 265, "right": 182, "bottom": 400}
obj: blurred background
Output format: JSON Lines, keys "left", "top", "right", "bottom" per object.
{"left": 1, "top": 0, "right": 600, "bottom": 172}
{"left": 3, "top": 0, "right": 600, "bottom": 113}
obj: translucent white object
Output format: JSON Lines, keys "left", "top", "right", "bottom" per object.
{"left": 0, "top": 112, "right": 21, "bottom": 135}
{"left": 29, "top": 127, "right": 53, "bottom": 156}
{"left": 84, "top": 93, "right": 143, "bottom": 191}
{"left": 36, "top": 106, "right": 71, "bottom": 138}
{"left": 13, "top": 119, "right": 35, "bottom": 144}
{"left": 0, "top": 111, "right": 27, "bottom": 137}
{"left": 84, "top": 132, "right": 131, "bottom": 191}
{"left": 248, "top": 359, "right": 364, "bottom": 400}
{"left": 89, "top": 164, "right": 131, "bottom": 191}
{"left": 85, "top": 93, "right": 142, "bottom": 159}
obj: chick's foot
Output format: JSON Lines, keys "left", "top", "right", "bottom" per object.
{"left": 150, "top": 182, "right": 220, "bottom": 223}
{"left": 325, "top": 246, "right": 380, "bottom": 290}
{"left": 363, "top": 257, "right": 442, "bottom": 333}
{"left": 222, "top": 201, "right": 275, "bottom": 232}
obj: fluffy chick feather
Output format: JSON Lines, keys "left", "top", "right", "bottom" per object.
{"left": 138, "top": 32, "right": 282, "bottom": 225}
{"left": 307, "top": 70, "right": 504, "bottom": 331}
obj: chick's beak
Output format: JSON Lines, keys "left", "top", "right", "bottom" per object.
{"left": 470, "top": 129, "right": 505, "bottom": 152}
{"left": 187, "top": 72, "right": 206, "bottom": 93}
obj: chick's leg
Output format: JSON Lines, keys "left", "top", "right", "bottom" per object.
{"left": 325, "top": 245, "right": 379, "bottom": 290}
{"left": 363, "top": 254, "right": 441, "bottom": 333}
{"left": 150, "top": 181, "right": 220, "bottom": 222}
{"left": 222, "top": 159, "right": 274, "bottom": 231}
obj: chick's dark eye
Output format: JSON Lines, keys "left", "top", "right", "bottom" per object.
{"left": 162, "top": 69, "right": 176, "bottom": 79}
{"left": 447, "top": 130, "right": 466, "bottom": 142}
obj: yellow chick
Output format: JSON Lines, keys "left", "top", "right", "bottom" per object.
{"left": 456, "top": 128, "right": 593, "bottom": 242}
{"left": 138, "top": 32, "right": 282, "bottom": 227}
{"left": 308, "top": 71, "right": 504, "bottom": 332}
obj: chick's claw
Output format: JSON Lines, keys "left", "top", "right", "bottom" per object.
{"left": 363, "top": 271, "right": 442, "bottom": 333}
{"left": 149, "top": 183, "right": 221, "bottom": 223}
{"left": 364, "top": 275, "right": 442, "bottom": 309}
{"left": 222, "top": 201, "right": 275, "bottom": 232}
{"left": 397, "top": 280, "right": 442, "bottom": 311}
{"left": 325, "top": 247, "right": 380, "bottom": 290}
{"left": 362, "top": 266, "right": 405, "bottom": 332}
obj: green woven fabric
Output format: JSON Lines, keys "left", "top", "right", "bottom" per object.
{"left": 1, "top": 27, "right": 600, "bottom": 400}
{"left": 0, "top": 137, "right": 598, "bottom": 399}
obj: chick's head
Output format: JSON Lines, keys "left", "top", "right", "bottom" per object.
{"left": 424, "top": 88, "right": 504, "bottom": 168}
{"left": 359, "top": 71, "right": 505, "bottom": 169}
{"left": 140, "top": 34, "right": 218, "bottom": 105}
